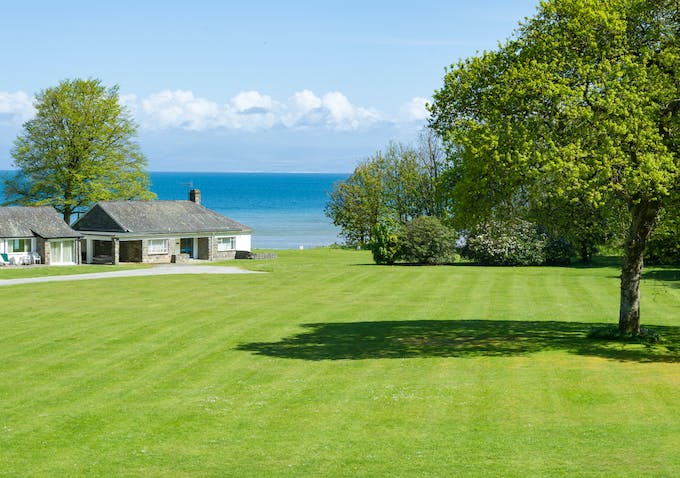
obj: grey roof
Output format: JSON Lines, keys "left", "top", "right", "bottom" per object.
{"left": 0, "top": 206, "right": 81, "bottom": 239}
{"left": 72, "top": 200, "right": 251, "bottom": 234}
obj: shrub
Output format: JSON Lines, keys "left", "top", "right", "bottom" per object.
{"left": 370, "top": 222, "right": 400, "bottom": 265}
{"left": 544, "top": 237, "right": 575, "bottom": 265}
{"left": 463, "top": 219, "right": 549, "bottom": 266}
{"left": 398, "top": 216, "right": 457, "bottom": 265}
{"left": 646, "top": 214, "right": 680, "bottom": 265}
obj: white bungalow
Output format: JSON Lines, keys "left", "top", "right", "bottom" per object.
{"left": 72, "top": 190, "right": 252, "bottom": 264}
{"left": 0, "top": 206, "right": 81, "bottom": 265}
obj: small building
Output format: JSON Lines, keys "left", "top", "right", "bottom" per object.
{"left": 0, "top": 206, "right": 82, "bottom": 265}
{"left": 72, "top": 190, "right": 252, "bottom": 264}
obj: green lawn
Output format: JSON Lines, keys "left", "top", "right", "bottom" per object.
{"left": 0, "top": 263, "right": 148, "bottom": 279}
{"left": 1, "top": 249, "right": 679, "bottom": 477}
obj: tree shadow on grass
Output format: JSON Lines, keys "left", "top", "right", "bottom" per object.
{"left": 236, "top": 320, "right": 680, "bottom": 363}
{"left": 644, "top": 268, "right": 680, "bottom": 288}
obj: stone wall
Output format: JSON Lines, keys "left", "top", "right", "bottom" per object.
{"left": 36, "top": 237, "right": 48, "bottom": 265}
{"left": 212, "top": 236, "right": 237, "bottom": 261}
{"left": 140, "top": 237, "right": 177, "bottom": 264}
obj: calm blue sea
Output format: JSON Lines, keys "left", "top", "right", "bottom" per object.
{"left": 0, "top": 171, "right": 348, "bottom": 249}
{"left": 150, "top": 172, "right": 347, "bottom": 249}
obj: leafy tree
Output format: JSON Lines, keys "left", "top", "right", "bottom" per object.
{"left": 370, "top": 221, "right": 400, "bottom": 265}
{"left": 417, "top": 128, "right": 447, "bottom": 217}
{"left": 381, "top": 142, "right": 429, "bottom": 224}
{"left": 3, "top": 78, "right": 154, "bottom": 223}
{"left": 646, "top": 204, "right": 680, "bottom": 265}
{"left": 529, "top": 195, "right": 624, "bottom": 263}
{"left": 325, "top": 159, "right": 385, "bottom": 246}
{"left": 399, "top": 216, "right": 458, "bottom": 265}
{"left": 325, "top": 142, "right": 431, "bottom": 246}
{"left": 430, "top": 0, "right": 679, "bottom": 333}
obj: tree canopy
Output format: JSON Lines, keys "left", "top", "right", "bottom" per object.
{"left": 3, "top": 78, "right": 155, "bottom": 223}
{"left": 429, "top": 0, "right": 679, "bottom": 333}
{"left": 325, "top": 140, "right": 444, "bottom": 246}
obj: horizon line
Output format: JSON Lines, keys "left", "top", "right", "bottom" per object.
{"left": 0, "top": 168, "right": 352, "bottom": 175}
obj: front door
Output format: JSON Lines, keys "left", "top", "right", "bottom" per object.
{"left": 180, "top": 238, "right": 194, "bottom": 258}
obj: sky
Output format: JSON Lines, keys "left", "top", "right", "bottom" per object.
{"left": 0, "top": 0, "right": 541, "bottom": 172}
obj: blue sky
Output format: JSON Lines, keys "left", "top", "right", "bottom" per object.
{"left": 0, "top": 0, "right": 540, "bottom": 172}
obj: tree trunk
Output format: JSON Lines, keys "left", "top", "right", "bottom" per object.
{"left": 63, "top": 206, "right": 72, "bottom": 225}
{"left": 618, "top": 201, "right": 661, "bottom": 333}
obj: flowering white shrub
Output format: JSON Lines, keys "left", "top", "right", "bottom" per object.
{"left": 463, "top": 219, "right": 549, "bottom": 266}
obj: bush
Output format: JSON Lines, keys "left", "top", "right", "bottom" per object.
{"left": 544, "top": 237, "right": 575, "bottom": 265}
{"left": 370, "top": 222, "right": 400, "bottom": 265}
{"left": 646, "top": 214, "right": 680, "bottom": 265}
{"left": 463, "top": 219, "right": 549, "bottom": 266}
{"left": 398, "top": 216, "right": 457, "bottom": 265}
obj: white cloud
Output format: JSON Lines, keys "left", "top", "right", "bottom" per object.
{"left": 1, "top": 88, "right": 423, "bottom": 132}
{"left": 400, "top": 96, "right": 430, "bottom": 122}
{"left": 140, "top": 90, "right": 220, "bottom": 131}
{"left": 281, "top": 90, "right": 382, "bottom": 130}
{"left": 0, "top": 91, "right": 35, "bottom": 122}
{"left": 127, "top": 89, "right": 386, "bottom": 132}
{"left": 321, "top": 91, "right": 382, "bottom": 130}
{"left": 291, "top": 89, "right": 323, "bottom": 111}
{"left": 230, "top": 90, "right": 275, "bottom": 113}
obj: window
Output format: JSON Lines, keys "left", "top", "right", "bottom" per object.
{"left": 8, "top": 238, "right": 32, "bottom": 253}
{"left": 217, "top": 236, "right": 236, "bottom": 251}
{"left": 50, "top": 240, "right": 75, "bottom": 264}
{"left": 148, "top": 239, "right": 169, "bottom": 254}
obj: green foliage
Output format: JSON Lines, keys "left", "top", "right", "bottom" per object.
{"left": 398, "top": 216, "right": 458, "bottom": 265}
{"left": 429, "top": 0, "right": 680, "bottom": 330}
{"left": 325, "top": 137, "right": 446, "bottom": 246}
{"left": 463, "top": 219, "right": 549, "bottom": 266}
{"left": 370, "top": 221, "right": 400, "bottom": 265}
{"left": 529, "top": 195, "right": 625, "bottom": 263}
{"left": 543, "top": 236, "right": 575, "bottom": 266}
{"left": 3, "top": 78, "right": 155, "bottom": 222}
{"left": 325, "top": 159, "right": 384, "bottom": 246}
{"left": 646, "top": 206, "right": 680, "bottom": 265}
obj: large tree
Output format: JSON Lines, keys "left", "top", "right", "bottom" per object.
{"left": 3, "top": 78, "right": 154, "bottom": 223}
{"left": 430, "top": 0, "right": 679, "bottom": 333}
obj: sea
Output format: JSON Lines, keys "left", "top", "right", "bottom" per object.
{"left": 0, "top": 171, "right": 348, "bottom": 250}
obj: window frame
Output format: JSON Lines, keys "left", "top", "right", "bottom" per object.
{"left": 147, "top": 239, "right": 169, "bottom": 255}
{"left": 216, "top": 236, "right": 236, "bottom": 252}
{"left": 7, "top": 238, "right": 32, "bottom": 253}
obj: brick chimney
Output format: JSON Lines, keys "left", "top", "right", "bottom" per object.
{"left": 189, "top": 189, "right": 201, "bottom": 205}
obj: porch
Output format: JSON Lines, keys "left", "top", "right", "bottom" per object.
{"left": 82, "top": 235, "right": 215, "bottom": 264}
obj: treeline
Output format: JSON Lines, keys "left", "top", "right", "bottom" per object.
{"left": 324, "top": 131, "right": 445, "bottom": 246}
{"left": 326, "top": 129, "right": 680, "bottom": 267}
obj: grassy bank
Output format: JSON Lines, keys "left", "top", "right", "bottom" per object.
{"left": 1, "top": 249, "right": 678, "bottom": 477}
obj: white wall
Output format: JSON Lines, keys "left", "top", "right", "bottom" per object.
{"left": 235, "top": 234, "right": 251, "bottom": 252}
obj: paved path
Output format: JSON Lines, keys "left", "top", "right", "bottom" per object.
{"left": 0, "top": 264, "right": 260, "bottom": 287}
